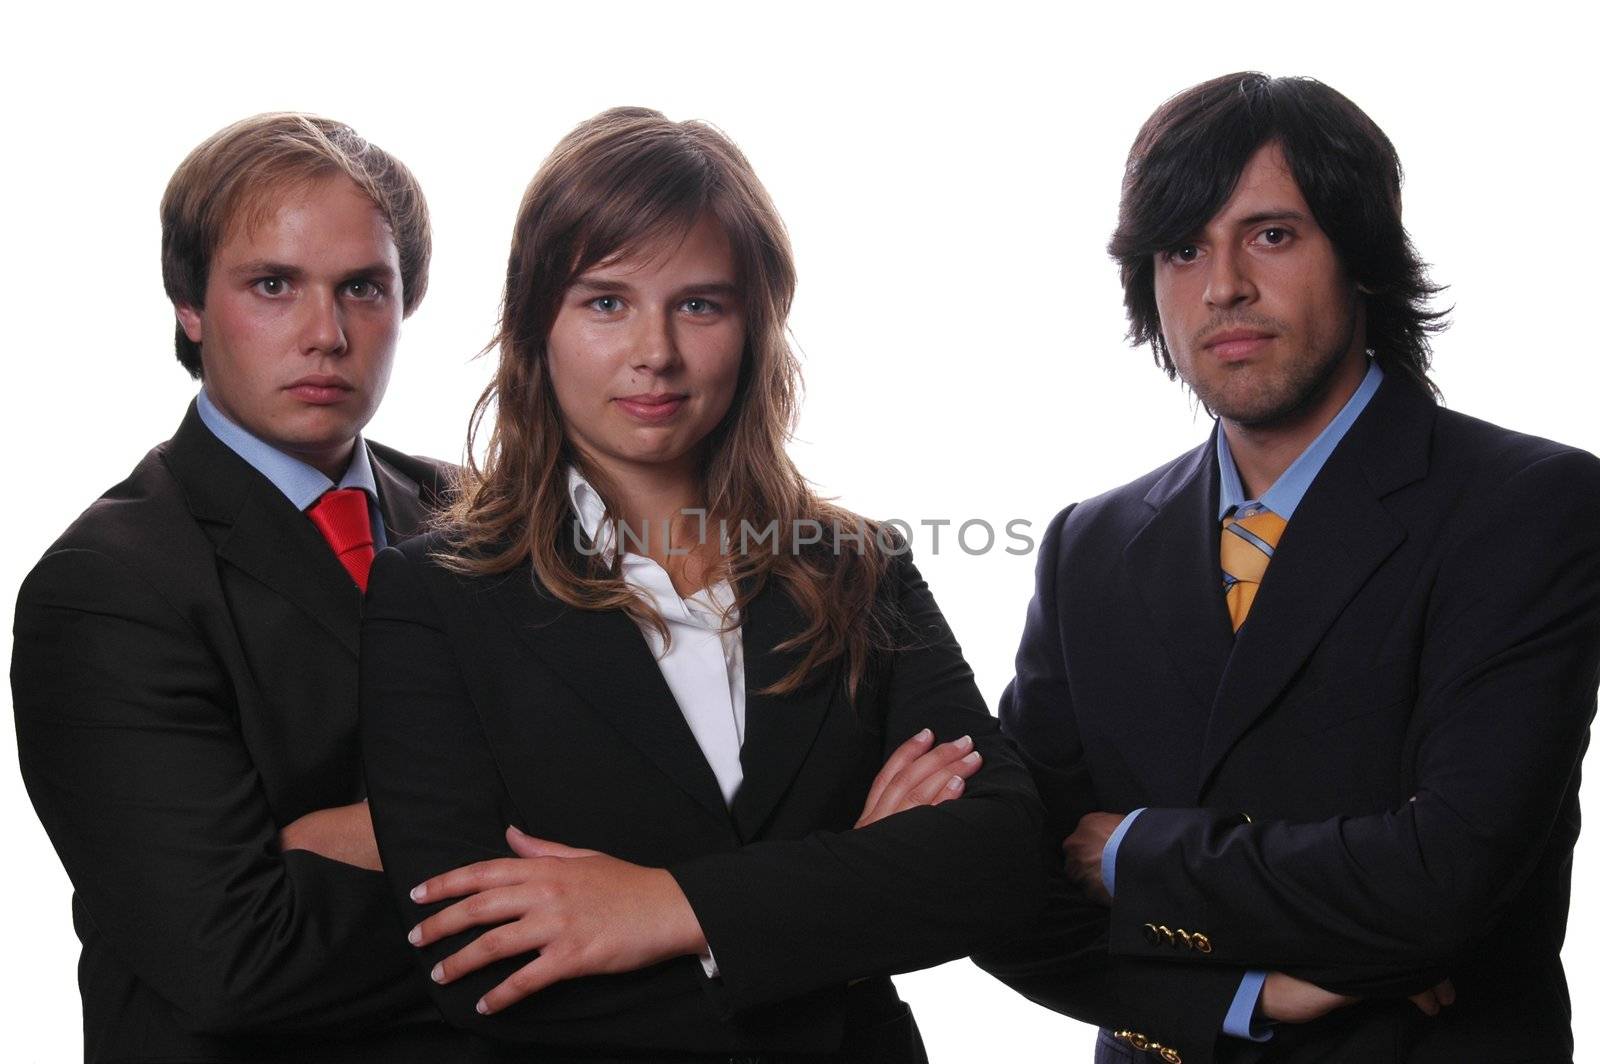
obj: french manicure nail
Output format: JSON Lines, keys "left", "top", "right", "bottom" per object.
{"left": 916, "top": 728, "right": 932, "bottom": 741}
{"left": 962, "top": 751, "right": 981, "bottom": 765}
{"left": 955, "top": 734, "right": 973, "bottom": 752}
{"left": 946, "top": 776, "right": 965, "bottom": 792}
{"left": 476, "top": 999, "right": 489, "bottom": 1015}
{"left": 430, "top": 963, "right": 444, "bottom": 983}
{"left": 410, "top": 884, "right": 427, "bottom": 902}
{"left": 408, "top": 926, "right": 422, "bottom": 946}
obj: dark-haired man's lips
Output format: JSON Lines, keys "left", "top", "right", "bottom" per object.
{"left": 615, "top": 393, "right": 687, "bottom": 422}
{"left": 1203, "top": 330, "right": 1275, "bottom": 362}
{"left": 286, "top": 375, "right": 355, "bottom": 404}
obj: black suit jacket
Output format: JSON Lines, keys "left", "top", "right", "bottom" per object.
{"left": 11, "top": 403, "right": 490, "bottom": 1063}
{"left": 978, "top": 376, "right": 1600, "bottom": 1063}
{"left": 358, "top": 530, "right": 1046, "bottom": 1062}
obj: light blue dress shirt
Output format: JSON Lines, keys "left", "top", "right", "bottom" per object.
{"left": 1103, "top": 360, "right": 1385, "bottom": 1041}
{"left": 195, "top": 389, "right": 387, "bottom": 549}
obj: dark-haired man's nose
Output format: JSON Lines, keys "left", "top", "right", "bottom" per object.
{"left": 1203, "top": 246, "right": 1257, "bottom": 309}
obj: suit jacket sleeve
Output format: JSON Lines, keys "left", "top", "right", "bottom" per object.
{"left": 666, "top": 550, "right": 1046, "bottom": 1013}
{"left": 1110, "top": 447, "right": 1600, "bottom": 989}
{"left": 11, "top": 547, "right": 427, "bottom": 1036}
{"left": 361, "top": 546, "right": 736, "bottom": 1047}
{"left": 972, "top": 503, "right": 1250, "bottom": 1064}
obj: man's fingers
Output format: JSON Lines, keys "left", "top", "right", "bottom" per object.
{"left": 1407, "top": 977, "right": 1456, "bottom": 1016}
{"left": 478, "top": 952, "right": 572, "bottom": 1014}
{"left": 1408, "top": 988, "right": 1440, "bottom": 1016}
{"left": 411, "top": 858, "right": 530, "bottom": 904}
{"left": 505, "top": 825, "right": 599, "bottom": 859}
{"left": 864, "top": 729, "right": 934, "bottom": 812}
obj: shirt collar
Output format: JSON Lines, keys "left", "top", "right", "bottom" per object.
{"left": 196, "top": 387, "right": 380, "bottom": 512}
{"left": 1216, "top": 359, "right": 1384, "bottom": 521}
{"left": 566, "top": 466, "right": 615, "bottom": 563}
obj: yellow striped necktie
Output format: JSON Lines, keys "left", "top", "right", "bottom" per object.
{"left": 1220, "top": 509, "right": 1288, "bottom": 631}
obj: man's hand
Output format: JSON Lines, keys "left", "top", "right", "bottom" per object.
{"left": 855, "top": 729, "right": 982, "bottom": 828}
{"left": 278, "top": 801, "right": 381, "bottom": 871}
{"left": 407, "top": 826, "right": 707, "bottom": 1015}
{"left": 1260, "top": 972, "right": 1356, "bottom": 1023}
{"left": 1061, "top": 811, "right": 1126, "bottom": 906}
{"left": 1262, "top": 972, "right": 1455, "bottom": 1023}
{"left": 1406, "top": 978, "right": 1456, "bottom": 1017}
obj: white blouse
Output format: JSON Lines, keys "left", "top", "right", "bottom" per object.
{"left": 566, "top": 469, "right": 747, "bottom": 808}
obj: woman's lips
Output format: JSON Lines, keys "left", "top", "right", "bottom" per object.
{"left": 614, "top": 394, "right": 687, "bottom": 422}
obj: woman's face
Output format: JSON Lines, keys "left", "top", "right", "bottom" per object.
{"left": 546, "top": 215, "right": 746, "bottom": 489}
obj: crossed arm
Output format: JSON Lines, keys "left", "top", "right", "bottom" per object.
{"left": 984, "top": 449, "right": 1600, "bottom": 1046}
{"left": 359, "top": 546, "right": 1044, "bottom": 1040}
{"left": 11, "top": 547, "right": 426, "bottom": 1035}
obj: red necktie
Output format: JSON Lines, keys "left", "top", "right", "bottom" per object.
{"left": 307, "top": 488, "right": 376, "bottom": 592}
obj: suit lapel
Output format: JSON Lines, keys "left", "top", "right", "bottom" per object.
{"left": 483, "top": 554, "right": 731, "bottom": 823}
{"left": 1123, "top": 438, "right": 1236, "bottom": 718}
{"left": 731, "top": 577, "right": 838, "bottom": 841}
{"left": 1193, "top": 378, "right": 1434, "bottom": 795}
{"left": 165, "top": 403, "right": 363, "bottom": 656}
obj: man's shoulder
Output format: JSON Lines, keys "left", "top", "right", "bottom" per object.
{"left": 1431, "top": 406, "right": 1600, "bottom": 486}
{"left": 40, "top": 439, "right": 205, "bottom": 566}
{"left": 365, "top": 440, "right": 459, "bottom": 507}
{"left": 1050, "top": 442, "right": 1210, "bottom": 547}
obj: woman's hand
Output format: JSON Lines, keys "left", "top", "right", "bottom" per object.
{"left": 407, "top": 826, "right": 708, "bottom": 1015}
{"left": 855, "top": 729, "right": 982, "bottom": 827}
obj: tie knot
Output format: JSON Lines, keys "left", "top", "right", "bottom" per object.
{"left": 307, "top": 488, "right": 373, "bottom": 553}
{"left": 307, "top": 488, "right": 376, "bottom": 591}
{"left": 1224, "top": 508, "right": 1288, "bottom": 549}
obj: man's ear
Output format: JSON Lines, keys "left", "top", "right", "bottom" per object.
{"left": 175, "top": 304, "right": 204, "bottom": 344}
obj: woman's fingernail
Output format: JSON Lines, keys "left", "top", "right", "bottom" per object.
{"left": 476, "top": 999, "right": 490, "bottom": 1015}
{"left": 408, "top": 926, "right": 422, "bottom": 946}
{"left": 946, "top": 776, "right": 965, "bottom": 792}
{"left": 916, "top": 728, "right": 932, "bottom": 741}
{"left": 410, "top": 884, "right": 427, "bottom": 902}
{"left": 955, "top": 734, "right": 973, "bottom": 752}
{"left": 962, "top": 751, "right": 981, "bottom": 765}
{"left": 430, "top": 963, "right": 445, "bottom": 983}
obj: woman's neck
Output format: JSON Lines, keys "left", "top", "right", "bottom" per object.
{"left": 593, "top": 460, "right": 719, "bottom": 596}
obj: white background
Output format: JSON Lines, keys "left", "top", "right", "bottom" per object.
{"left": 3, "top": 2, "right": 1596, "bottom": 1060}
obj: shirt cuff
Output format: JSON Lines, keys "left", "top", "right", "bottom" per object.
{"left": 1222, "top": 970, "right": 1274, "bottom": 1041}
{"left": 1100, "top": 807, "right": 1145, "bottom": 899}
{"left": 699, "top": 947, "right": 720, "bottom": 980}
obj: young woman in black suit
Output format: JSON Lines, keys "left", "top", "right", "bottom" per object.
{"left": 359, "top": 107, "right": 1045, "bottom": 1062}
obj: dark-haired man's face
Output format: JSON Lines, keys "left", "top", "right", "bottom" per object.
{"left": 1153, "top": 142, "right": 1366, "bottom": 431}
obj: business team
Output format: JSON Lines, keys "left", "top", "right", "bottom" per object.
{"left": 13, "top": 73, "right": 1599, "bottom": 1064}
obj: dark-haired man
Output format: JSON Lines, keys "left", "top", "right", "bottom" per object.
{"left": 979, "top": 73, "right": 1600, "bottom": 1062}
{"left": 11, "top": 115, "right": 480, "bottom": 1062}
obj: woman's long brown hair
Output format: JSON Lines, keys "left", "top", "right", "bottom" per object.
{"left": 439, "top": 107, "right": 893, "bottom": 699}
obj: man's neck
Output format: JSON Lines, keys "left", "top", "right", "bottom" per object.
{"left": 1222, "top": 355, "right": 1367, "bottom": 499}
